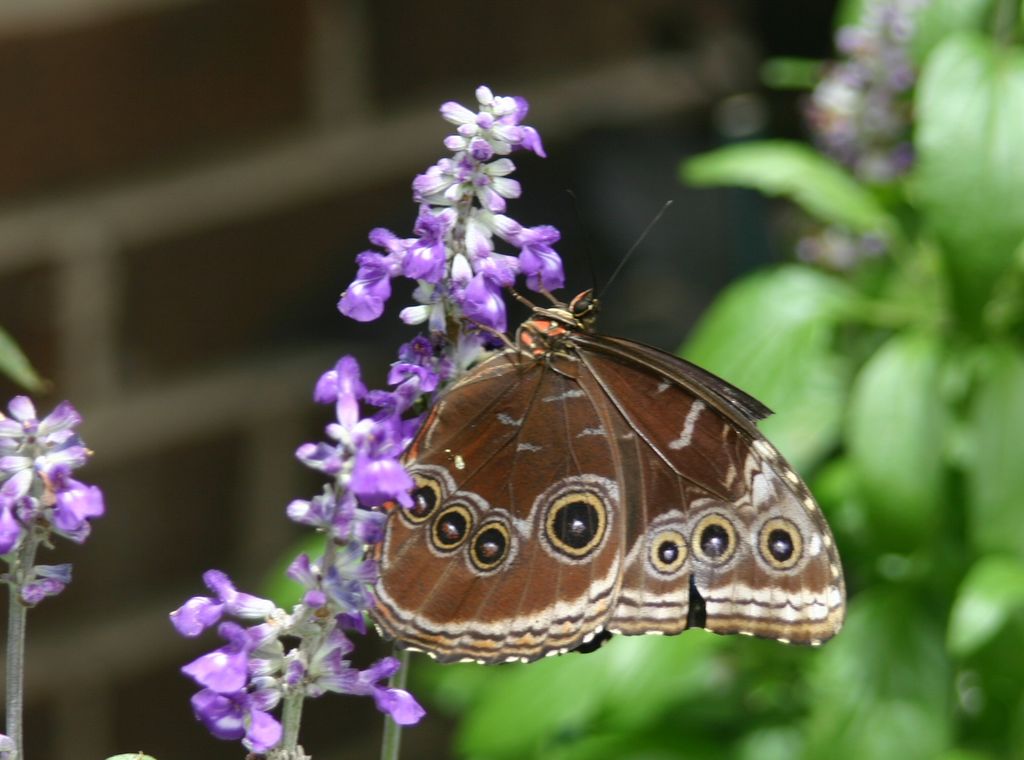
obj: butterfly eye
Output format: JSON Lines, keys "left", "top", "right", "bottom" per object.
{"left": 401, "top": 474, "right": 443, "bottom": 525}
{"left": 431, "top": 505, "right": 473, "bottom": 552}
{"left": 758, "top": 517, "right": 803, "bottom": 570}
{"left": 692, "top": 514, "right": 738, "bottom": 565}
{"left": 648, "top": 529, "right": 688, "bottom": 575}
{"left": 545, "top": 491, "right": 608, "bottom": 559}
{"left": 470, "top": 522, "right": 511, "bottom": 572}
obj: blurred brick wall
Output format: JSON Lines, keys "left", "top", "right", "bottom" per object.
{"left": 0, "top": 0, "right": 774, "bottom": 757}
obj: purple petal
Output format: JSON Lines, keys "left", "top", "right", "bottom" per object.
{"left": 0, "top": 468, "right": 33, "bottom": 504}
{"left": 53, "top": 481, "right": 105, "bottom": 540}
{"left": 0, "top": 505, "right": 23, "bottom": 553}
{"left": 243, "top": 708, "right": 282, "bottom": 753}
{"left": 375, "top": 687, "right": 426, "bottom": 725}
{"left": 403, "top": 239, "right": 447, "bottom": 282}
{"left": 286, "top": 553, "right": 318, "bottom": 589}
{"left": 460, "top": 274, "right": 507, "bottom": 332}
{"left": 171, "top": 596, "right": 225, "bottom": 637}
{"left": 518, "top": 125, "right": 545, "bottom": 157}
{"left": 350, "top": 454, "right": 413, "bottom": 508}
{"left": 182, "top": 648, "right": 249, "bottom": 693}
{"left": 38, "top": 401, "right": 81, "bottom": 437}
{"left": 440, "top": 100, "right": 477, "bottom": 126}
{"left": 7, "top": 396, "right": 36, "bottom": 424}
{"left": 190, "top": 689, "right": 245, "bottom": 741}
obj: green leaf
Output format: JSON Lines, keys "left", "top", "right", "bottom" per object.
{"left": 682, "top": 141, "right": 894, "bottom": 234}
{"left": 948, "top": 555, "right": 1024, "bottom": 656}
{"left": 682, "top": 265, "right": 857, "bottom": 470}
{"left": 0, "top": 326, "right": 45, "bottom": 392}
{"left": 965, "top": 343, "right": 1024, "bottom": 555}
{"left": 910, "top": 0, "right": 994, "bottom": 63}
{"left": 912, "top": 33, "right": 1024, "bottom": 319}
{"left": 845, "top": 331, "right": 946, "bottom": 545}
{"left": 448, "top": 634, "right": 722, "bottom": 759}
{"left": 835, "top": 0, "right": 868, "bottom": 28}
{"left": 936, "top": 752, "right": 997, "bottom": 760}
{"left": 805, "top": 588, "right": 952, "bottom": 759}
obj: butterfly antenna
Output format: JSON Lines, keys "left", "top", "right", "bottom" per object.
{"left": 509, "top": 287, "right": 540, "bottom": 310}
{"left": 597, "top": 200, "right": 674, "bottom": 301}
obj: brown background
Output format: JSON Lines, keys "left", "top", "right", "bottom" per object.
{"left": 0, "top": 1, "right": 836, "bottom": 757}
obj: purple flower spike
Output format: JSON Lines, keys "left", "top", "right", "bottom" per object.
{"left": 0, "top": 396, "right": 103, "bottom": 607}
{"left": 339, "top": 85, "right": 561, "bottom": 344}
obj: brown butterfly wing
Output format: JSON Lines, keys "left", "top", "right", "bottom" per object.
{"left": 572, "top": 333, "right": 845, "bottom": 644}
{"left": 372, "top": 350, "right": 629, "bottom": 663}
{"left": 372, "top": 332, "right": 845, "bottom": 663}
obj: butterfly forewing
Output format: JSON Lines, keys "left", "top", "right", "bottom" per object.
{"left": 374, "top": 351, "right": 629, "bottom": 663}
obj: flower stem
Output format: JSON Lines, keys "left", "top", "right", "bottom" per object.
{"left": 6, "top": 534, "right": 40, "bottom": 759}
{"left": 279, "top": 690, "right": 305, "bottom": 751}
{"left": 379, "top": 646, "right": 410, "bottom": 760}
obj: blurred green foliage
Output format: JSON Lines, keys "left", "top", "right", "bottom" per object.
{"left": 0, "top": 326, "right": 45, "bottom": 393}
{"left": 409, "top": 2, "right": 1024, "bottom": 758}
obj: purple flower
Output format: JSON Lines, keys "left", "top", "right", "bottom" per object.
{"left": 0, "top": 397, "right": 103, "bottom": 604}
{"left": 315, "top": 355, "right": 366, "bottom": 430}
{"left": 516, "top": 225, "right": 565, "bottom": 292}
{"left": 339, "top": 251, "right": 398, "bottom": 322}
{"left": 805, "top": 0, "right": 925, "bottom": 183}
{"left": 350, "top": 449, "right": 413, "bottom": 507}
{"left": 339, "top": 85, "right": 562, "bottom": 341}
{"left": 171, "top": 570, "right": 276, "bottom": 637}
{"left": 323, "top": 542, "right": 378, "bottom": 612}
{"left": 461, "top": 273, "right": 507, "bottom": 332}
{"left": 49, "top": 469, "right": 105, "bottom": 543}
{"left": 0, "top": 397, "right": 81, "bottom": 447}
{"left": 20, "top": 564, "right": 71, "bottom": 605}
{"left": 190, "top": 688, "right": 282, "bottom": 753}
{"left": 341, "top": 656, "right": 426, "bottom": 726}
{"left": 404, "top": 207, "right": 454, "bottom": 282}
{"left": 182, "top": 622, "right": 253, "bottom": 693}
{"left": 286, "top": 486, "right": 385, "bottom": 543}
{"left": 306, "top": 627, "right": 425, "bottom": 725}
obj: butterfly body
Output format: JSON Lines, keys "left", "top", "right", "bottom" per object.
{"left": 372, "top": 294, "right": 845, "bottom": 663}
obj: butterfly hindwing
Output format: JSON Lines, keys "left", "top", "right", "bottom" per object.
{"left": 576, "top": 341, "right": 844, "bottom": 644}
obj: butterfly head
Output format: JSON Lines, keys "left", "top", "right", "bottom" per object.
{"left": 568, "top": 290, "right": 600, "bottom": 330}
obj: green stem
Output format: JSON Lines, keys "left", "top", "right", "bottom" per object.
{"left": 379, "top": 646, "right": 410, "bottom": 760}
{"left": 279, "top": 690, "right": 305, "bottom": 751}
{"left": 6, "top": 534, "right": 40, "bottom": 759}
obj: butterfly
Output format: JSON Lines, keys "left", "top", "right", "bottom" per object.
{"left": 371, "top": 291, "right": 845, "bottom": 663}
